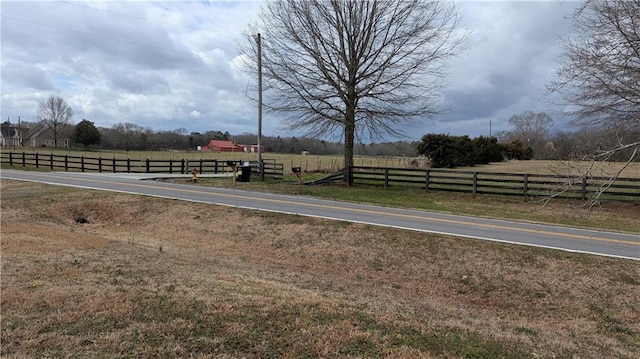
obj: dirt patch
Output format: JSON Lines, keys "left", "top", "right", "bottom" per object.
{"left": 1, "top": 179, "right": 638, "bottom": 358}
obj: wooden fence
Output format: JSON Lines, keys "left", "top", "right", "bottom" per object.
{"left": 323, "top": 166, "right": 639, "bottom": 202}
{"left": 3, "top": 151, "right": 638, "bottom": 202}
{"left": 0, "top": 151, "right": 284, "bottom": 178}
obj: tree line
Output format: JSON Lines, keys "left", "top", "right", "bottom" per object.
{"left": 73, "top": 119, "right": 418, "bottom": 157}
{"left": 11, "top": 96, "right": 636, "bottom": 169}
{"left": 69, "top": 117, "right": 636, "bottom": 168}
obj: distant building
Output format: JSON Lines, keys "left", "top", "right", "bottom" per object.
{"left": 0, "top": 121, "right": 21, "bottom": 147}
{"left": 23, "top": 123, "right": 71, "bottom": 148}
{"left": 239, "top": 144, "right": 264, "bottom": 153}
{"left": 1, "top": 121, "right": 72, "bottom": 148}
{"left": 201, "top": 140, "right": 242, "bottom": 152}
{"left": 201, "top": 140, "right": 265, "bottom": 153}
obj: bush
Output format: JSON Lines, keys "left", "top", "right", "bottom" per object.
{"left": 416, "top": 134, "right": 508, "bottom": 168}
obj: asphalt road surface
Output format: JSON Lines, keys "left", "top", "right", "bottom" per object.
{"left": 2, "top": 169, "right": 639, "bottom": 261}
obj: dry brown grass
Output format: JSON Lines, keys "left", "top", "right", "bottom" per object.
{"left": 463, "top": 160, "right": 640, "bottom": 178}
{"left": 1, "top": 179, "right": 639, "bottom": 358}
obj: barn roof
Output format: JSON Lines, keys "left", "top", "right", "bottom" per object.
{"left": 207, "top": 140, "right": 236, "bottom": 147}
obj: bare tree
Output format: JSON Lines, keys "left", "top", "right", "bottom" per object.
{"left": 507, "top": 111, "right": 554, "bottom": 159}
{"left": 112, "top": 122, "right": 146, "bottom": 151}
{"left": 35, "top": 96, "right": 73, "bottom": 148}
{"left": 243, "top": 0, "right": 464, "bottom": 184}
{"left": 548, "top": 0, "right": 639, "bottom": 205}
{"left": 549, "top": 0, "right": 639, "bottom": 156}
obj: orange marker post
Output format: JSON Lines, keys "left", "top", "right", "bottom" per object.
{"left": 191, "top": 168, "right": 198, "bottom": 183}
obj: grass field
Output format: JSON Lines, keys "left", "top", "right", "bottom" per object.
{"left": 1, "top": 179, "right": 639, "bottom": 358}
{"left": 1, "top": 147, "right": 423, "bottom": 173}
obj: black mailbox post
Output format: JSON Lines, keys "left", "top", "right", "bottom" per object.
{"left": 292, "top": 167, "right": 303, "bottom": 194}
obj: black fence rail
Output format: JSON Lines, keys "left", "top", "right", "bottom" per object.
{"left": 1, "top": 152, "right": 283, "bottom": 179}
{"left": 346, "top": 166, "right": 640, "bottom": 202}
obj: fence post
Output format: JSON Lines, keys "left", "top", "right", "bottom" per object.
{"left": 22, "top": 152, "right": 26, "bottom": 167}
{"left": 113, "top": 158, "right": 116, "bottom": 173}
{"left": 425, "top": 169, "right": 430, "bottom": 191}
{"left": 65, "top": 155, "right": 68, "bottom": 171}
{"left": 146, "top": 159, "right": 150, "bottom": 173}
{"left": 199, "top": 160, "right": 203, "bottom": 174}
{"left": 170, "top": 160, "right": 174, "bottom": 174}
{"left": 182, "top": 159, "right": 186, "bottom": 174}
{"left": 81, "top": 156, "right": 85, "bottom": 172}
{"left": 98, "top": 157, "right": 102, "bottom": 173}
{"left": 35, "top": 153, "right": 39, "bottom": 168}
{"left": 472, "top": 172, "right": 478, "bottom": 198}
{"left": 523, "top": 174, "right": 528, "bottom": 201}
{"left": 214, "top": 159, "right": 218, "bottom": 174}
{"left": 127, "top": 159, "right": 131, "bottom": 173}
{"left": 384, "top": 168, "right": 389, "bottom": 189}
{"left": 50, "top": 153, "right": 54, "bottom": 170}
{"left": 9, "top": 151, "right": 13, "bottom": 166}
{"left": 581, "top": 176, "right": 587, "bottom": 201}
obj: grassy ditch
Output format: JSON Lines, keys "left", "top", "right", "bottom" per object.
{"left": 1, "top": 179, "right": 639, "bottom": 358}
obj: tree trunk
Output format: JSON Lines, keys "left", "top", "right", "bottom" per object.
{"left": 344, "top": 66, "right": 357, "bottom": 186}
{"left": 344, "top": 107, "right": 355, "bottom": 186}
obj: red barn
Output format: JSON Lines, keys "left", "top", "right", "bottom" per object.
{"left": 202, "top": 140, "right": 242, "bottom": 152}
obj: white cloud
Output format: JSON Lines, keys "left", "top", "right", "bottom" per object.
{"left": 1, "top": 0, "right": 577, "bottom": 139}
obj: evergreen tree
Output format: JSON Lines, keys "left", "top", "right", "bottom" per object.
{"left": 73, "top": 119, "right": 102, "bottom": 150}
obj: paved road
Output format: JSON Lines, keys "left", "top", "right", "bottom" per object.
{"left": 2, "top": 169, "right": 639, "bottom": 260}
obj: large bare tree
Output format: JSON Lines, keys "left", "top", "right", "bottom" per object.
{"left": 35, "top": 95, "right": 73, "bottom": 148}
{"left": 111, "top": 122, "right": 147, "bottom": 151}
{"left": 548, "top": 0, "right": 639, "bottom": 204}
{"left": 507, "top": 111, "right": 554, "bottom": 159}
{"left": 549, "top": 0, "right": 639, "bottom": 159}
{"left": 243, "top": 0, "right": 464, "bottom": 184}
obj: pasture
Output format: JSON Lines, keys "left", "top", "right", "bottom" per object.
{"left": 1, "top": 147, "right": 421, "bottom": 173}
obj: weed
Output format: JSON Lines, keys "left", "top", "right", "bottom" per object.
{"left": 339, "top": 337, "right": 381, "bottom": 357}
{"left": 598, "top": 312, "right": 635, "bottom": 336}
{"left": 515, "top": 326, "right": 540, "bottom": 336}
{"left": 371, "top": 257, "right": 384, "bottom": 271}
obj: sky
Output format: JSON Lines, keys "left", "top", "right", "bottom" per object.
{"left": 1, "top": 0, "right": 580, "bottom": 141}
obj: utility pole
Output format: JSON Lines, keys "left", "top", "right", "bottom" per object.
{"left": 17, "top": 116, "right": 22, "bottom": 147}
{"left": 257, "top": 33, "right": 264, "bottom": 180}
